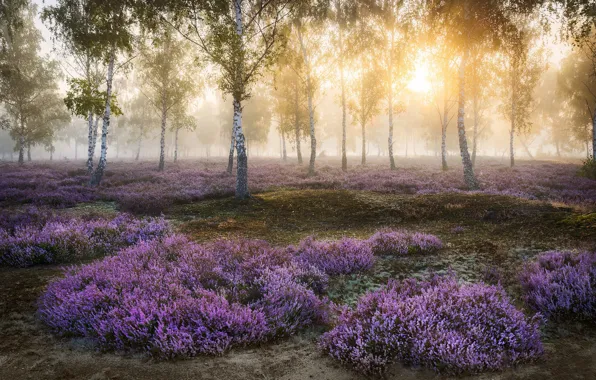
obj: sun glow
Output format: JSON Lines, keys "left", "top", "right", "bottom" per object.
{"left": 407, "top": 63, "right": 432, "bottom": 94}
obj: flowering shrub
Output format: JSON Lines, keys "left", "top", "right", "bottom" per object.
{"left": 288, "top": 237, "right": 375, "bottom": 276}
{"left": 320, "top": 276, "right": 543, "bottom": 375}
{"left": 368, "top": 230, "right": 443, "bottom": 255}
{"left": 0, "top": 214, "right": 171, "bottom": 267}
{"left": 520, "top": 250, "right": 596, "bottom": 321}
{"left": 0, "top": 206, "right": 56, "bottom": 232}
{"left": 39, "top": 235, "right": 329, "bottom": 358}
{"left": 3, "top": 159, "right": 596, "bottom": 212}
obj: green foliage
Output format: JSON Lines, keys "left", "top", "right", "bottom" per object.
{"left": 42, "top": 0, "right": 137, "bottom": 62}
{"left": 0, "top": 2, "right": 70, "bottom": 153}
{"left": 497, "top": 23, "right": 546, "bottom": 135}
{"left": 64, "top": 78, "right": 122, "bottom": 118}
{"left": 138, "top": 24, "right": 198, "bottom": 116}
{"left": 579, "top": 155, "right": 596, "bottom": 180}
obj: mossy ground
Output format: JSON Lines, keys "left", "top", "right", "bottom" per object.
{"left": 1, "top": 189, "right": 596, "bottom": 379}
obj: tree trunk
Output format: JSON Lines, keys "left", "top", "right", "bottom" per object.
{"left": 90, "top": 46, "right": 116, "bottom": 186}
{"left": 91, "top": 116, "right": 99, "bottom": 157}
{"left": 174, "top": 128, "right": 179, "bottom": 163}
{"left": 510, "top": 65, "right": 516, "bottom": 168}
{"left": 233, "top": 0, "right": 249, "bottom": 199}
{"left": 360, "top": 57, "right": 366, "bottom": 166}
{"left": 339, "top": 26, "right": 348, "bottom": 172}
{"left": 441, "top": 62, "right": 449, "bottom": 171}
{"left": 294, "top": 82, "right": 303, "bottom": 164}
{"left": 457, "top": 46, "right": 479, "bottom": 189}
{"left": 227, "top": 128, "right": 235, "bottom": 174}
{"left": 75, "top": 140, "right": 78, "bottom": 160}
{"left": 27, "top": 143, "right": 31, "bottom": 161}
{"left": 472, "top": 73, "right": 479, "bottom": 167}
{"left": 388, "top": 29, "right": 396, "bottom": 170}
{"left": 86, "top": 111, "right": 94, "bottom": 173}
{"left": 361, "top": 121, "right": 366, "bottom": 165}
{"left": 555, "top": 139, "right": 561, "bottom": 157}
{"left": 296, "top": 25, "right": 316, "bottom": 176}
{"left": 135, "top": 126, "right": 143, "bottom": 161}
{"left": 282, "top": 131, "right": 287, "bottom": 161}
{"left": 521, "top": 137, "right": 534, "bottom": 159}
{"left": 158, "top": 95, "right": 167, "bottom": 171}
{"left": 233, "top": 99, "right": 249, "bottom": 199}
{"left": 18, "top": 119, "right": 24, "bottom": 165}
{"left": 510, "top": 120, "right": 515, "bottom": 167}
{"left": 592, "top": 112, "right": 596, "bottom": 158}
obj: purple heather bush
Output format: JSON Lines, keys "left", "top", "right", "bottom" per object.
{"left": 38, "top": 235, "right": 329, "bottom": 357}
{"left": 0, "top": 214, "right": 171, "bottom": 267}
{"left": 320, "top": 275, "right": 543, "bottom": 375}
{"left": 520, "top": 250, "right": 596, "bottom": 321}
{"left": 287, "top": 237, "right": 375, "bottom": 276}
{"left": 368, "top": 229, "right": 443, "bottom": 256}
{"left": 3, "top": 159, "right": 596, "bottom": 213}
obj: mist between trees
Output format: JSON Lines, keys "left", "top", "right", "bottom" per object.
{"left": 1, "top": 0, "right": 595, "bottom": 197}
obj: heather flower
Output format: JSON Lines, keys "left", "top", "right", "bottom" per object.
{"left": 368, "top": 229, "right": 443, "bottom": 255}
{"left": 320, "top": 275, "right": 543, "bottom": 375}
{"left": 0, "top": 214, "right": 171, "bottom": 267}
{"left": 288, "top": 236, "right": 375, "bottom": 275}
{"left": 38, "top": 235, "right": 330, "bottom": 358}
{"left": 520, "top": 250, "right": 596, "bottom": 321}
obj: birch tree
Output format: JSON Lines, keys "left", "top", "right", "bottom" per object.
{"left": 347, "top": 57, "right": 385, "bottom": 165}
{"left": 0, "top": 3, "right": 69, "bottom": 164}
{"left": 170, "top": 104, "right": 197, "bottom": 162}
{"left": 138, "top": 24, "right": 196, "bottom": 171}
{"left": 371, "top": 0, "right": 418, "bottom": 170}
{"left": 426, "top": 0, "right": 542, "bottom": 189}
{"left": 123, "top": 93, "right": 157, "bottom": 160}
{"left": 498, "top": 25, "right": 544, "bottom": 167}
{"left": 45, "top": 0, "right": 136, "bottom": 185}
{"left": 63, "top": 78, "right": 122, "bottom": 170}
{"left": 558, "top": 46, "right": 596, "bottom": 157}
{"left": 158, "top": 0, "right": 295, "bottom": 199}
{"left": 291, "top": 1, "right": 328, "bottom": 176}
{"left": 273, "top": 59, "right": 310, "bottom": 164}
{"left": 330, "top": 0, "right": 354, "bottom": 171}
{"left": 43, "top": 0, "right": 109, "bottom": 173}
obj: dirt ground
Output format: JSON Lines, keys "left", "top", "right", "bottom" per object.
{"left": 2, "top": 190, "right": 596, "bottom": 379}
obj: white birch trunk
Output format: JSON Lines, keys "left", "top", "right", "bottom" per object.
{"left": 233, "top": 0, "right": 249, "bottom": 199}
{"left": 233, "top": 99, "right": 249, "bottom": 198}
{"left": 135, "top": 125, "right": 143, "bottom": 161}
{"left": 90, "top": 46, "right": 116, "bottom": 186}
{"left": 472, "top": 66, "right": 479, "bottom": 167}
{"left": 592, "top": 113, "right": 596, "bottom": 158}
{"left": 339, "top": 26, "right": 347, "bottom": 171}
{"left": 388, "top": 29, "right": 396, "bottom": 170}
{"left": 294, "top": 82, "right": 303, "bottom": 164}
{"left": 158, "top": 94, "right": 167, "bottom": 171}
{"left": 441, "top": 62, "right": 449, "bottom": 171}
{"left": 296, "top": 25, "right": 316, "bottom": 176}
{"left": 282, "top": 131, "right": 287, "bottom": 161}
{"left": 457, "top": 46, "right": 479, "bottom": 189}
{"left": 18, "top": 115, "right": 25, "bottom": 165}
{"left": 174, "top": 127, "right": 179, "bottom": 163}
{"left": 86, "top": 111, "right": 94, "bottom": 173}
{"left": 91, "top": 116, "right": 99, "bottom": 156}
{"left": 227, "top": 126, "right": 235, "bottom": 174}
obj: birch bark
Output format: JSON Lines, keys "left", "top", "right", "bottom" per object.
{"left": 90, "top": 46, "right": 116, "bottom": 186}
{"left": 457, "top": 46, "right": 479, "bottom": 189}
